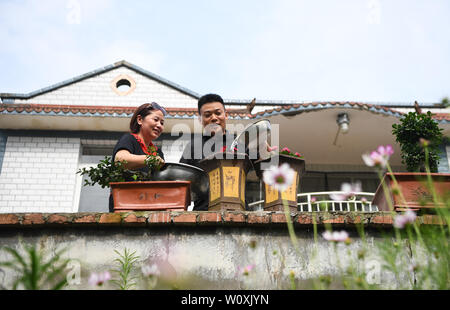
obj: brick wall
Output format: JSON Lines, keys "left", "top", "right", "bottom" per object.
{"left": 0, "top": 131, "right": 6, "bottom": 175}
{"left": 15, "top": 67, "right": 198, "bottom": 109}
{"left": 0, "top": 136, "right": 80, "bottom": 213}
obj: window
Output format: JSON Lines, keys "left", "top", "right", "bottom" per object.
{"left": 111, "top": 74, "right": 136, "bottom": 96}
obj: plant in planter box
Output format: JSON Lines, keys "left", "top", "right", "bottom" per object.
{"left": 77, "top": 156, "right": 150, "bottom": 188}
{"left": 392, "top": 111, "right": 443, "bottom": 172}
{"left": 77, "top": 155, "right": 190, "bottom": 212}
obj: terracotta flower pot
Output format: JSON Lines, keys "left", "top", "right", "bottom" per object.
{"left": 253, "top": 154, "right": 306, "bottom": 212}
{"left": 372, "top": 172, "right": 450, "bottom": 212}
{"left": 110, "top": 181, "right": 191, "bottom": 212}
{"left": 198, "top": 152, "right": 252, "bottom": 211}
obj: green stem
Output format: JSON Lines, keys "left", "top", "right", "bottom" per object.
{"left": 283, "top": 200, "right": 300, "bottom": 255}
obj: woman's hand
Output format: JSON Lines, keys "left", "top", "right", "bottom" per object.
{"left": 115, "top": 150, "right": 147, "bottom": 170}
{"left": 156, "top": 156, "right": 165, "bottom": 169}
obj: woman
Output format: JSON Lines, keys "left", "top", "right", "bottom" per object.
{"left": 109, "top": 102, "right": 167, "bottom": 212}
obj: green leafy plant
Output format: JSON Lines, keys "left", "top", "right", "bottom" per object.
{"left": 77, "top": 156, "right": 150, "bottom": 188}
{"left": 0, "top": 243, "right": 70, "bottom": 290}
{"left": 111, "top": 248, "right": 140, "bottom": 290}
{"left": 392, "top": 111, "right": 443, "bottom": 172}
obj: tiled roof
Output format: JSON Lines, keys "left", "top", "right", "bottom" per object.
{"left": 0, "top": 103, "right": 250, "bottom": 119}
{"left": 1, "top": 102, "right": 449, "bottom": 123}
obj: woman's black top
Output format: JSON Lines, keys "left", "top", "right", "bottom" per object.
{"left": 109, "top": 133, "right": 165, "bottom": 212}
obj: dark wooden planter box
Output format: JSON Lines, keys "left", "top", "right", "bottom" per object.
{"left": 372, "top": 172, "right": 450, "bottom": 212}
{"left": 198, "top": 152, "right": 252, "bottom": 211}
{"left": 254, "top": 154, "right": 306, "bottom": 212}
{"left": 110, "top": 181, "right": 191, "bottom": 212}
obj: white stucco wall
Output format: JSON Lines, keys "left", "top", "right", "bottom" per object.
{"left": 15, "top": 66, "right": 198, "bottom": 109}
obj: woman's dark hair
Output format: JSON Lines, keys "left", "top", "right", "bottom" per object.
{"left": 198, "top": 93, "right": 225, "bottom": 113}
{"left": 130, "top": 102, "right": 166, "bottom": 133}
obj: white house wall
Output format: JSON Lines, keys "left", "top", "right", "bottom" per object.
{"left": 0, "top": 136, "right": 80, "bottom": 213}
{"left": 14, "top": 66, "right": 198, "bottom": 109}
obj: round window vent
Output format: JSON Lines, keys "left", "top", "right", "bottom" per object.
{"left": 111, "top": 74, "right": 136, "bottom": 96}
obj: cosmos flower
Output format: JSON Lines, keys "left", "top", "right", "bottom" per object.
{"left": 237, "top": 264, "right": 255, "bottom": 276}
{"left": 362, "top": 145, "right": 394, "bottom": 169}
{"left": 393, "top": 210, "right": 417, "bottom": 229}
{"left": 322, "top": 230, "right": 350, "bottom": 243}
{"left": 88, "top": 271, "right": 111, "bottom": 287}
{"left": 141, "top": 264, "right": 160, "bottom": 278}
{"left": 263, "top": 163, "right": 295, "bottom": 192}
{"left": 330, "top": 182, "right": 362, "bottom": 201}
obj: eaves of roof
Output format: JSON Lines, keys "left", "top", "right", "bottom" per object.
{"left": 0, "top": 60, "right": 200, "bottom": 100}
{"left": 1, "top": 102, "right": 449, "bottom": 124}
{"left": 0, "top": 104, "right": 250, "bottom": 120}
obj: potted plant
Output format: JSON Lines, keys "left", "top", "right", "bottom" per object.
{"left": 77, "top": 156, "right": 191, "bottom": 212}
{"left": 253, "top": 147, "right": 306, "bottom": 212}
{"left": 392, "top": 111, "right": 443, "bottom": 172}
{"left": 372, "top": 111, "right": 450, "bottom": 212}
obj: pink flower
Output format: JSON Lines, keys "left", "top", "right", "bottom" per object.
{"left": 263, "top": 163, "right": 295, "bottom": 192}
{"left": 362, "top": 145, "right": 394, "bottom": 169}
{"left": 237, "top": 264, "right": 255, "bottom": 276}
{"left": 330, "top": 182, "right": 362, "bottom": 201}
{"left": 294, "top": 152, "right": 302, "bottom": 158}
{"left": 311, "top": 196, "right": 317, "bottom": 203}
{"left": 267, "top": 145, "right": 278, "bottom": 152}
{"left": 322, "top": 230, "right": 350, "bottom": 243}
{"left": 281, "top": 147, "right": 291, "bottom": 153}
{"left": 393, "top": 210, "right": 417, "bottom": 229}
{"left": 88, "top": 271, "right": 111, "bottom": 287}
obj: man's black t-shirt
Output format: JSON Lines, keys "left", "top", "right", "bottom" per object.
{"left": 109, "top": 133, "right": 165, "bottom": 212}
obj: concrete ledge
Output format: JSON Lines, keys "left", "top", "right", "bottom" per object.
{"left": 0, "top": 211, "right": 444, "bottom": 228}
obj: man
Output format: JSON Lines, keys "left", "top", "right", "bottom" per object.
{"left": 180, "top": 93, "right": 240, "bottom": 210}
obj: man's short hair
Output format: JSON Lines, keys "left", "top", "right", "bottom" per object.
{"left": 198, "top": 93, "right": 225, "bottom": 113}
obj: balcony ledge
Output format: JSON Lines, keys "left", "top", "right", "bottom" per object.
{"left": 0, "top": 211, "right": 444, "bottom": 229}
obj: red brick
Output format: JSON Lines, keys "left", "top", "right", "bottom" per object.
{"left": 148, "top": 211, "right": 171, "bottom": 224}
{"left": 271, "top": 213, "right": 287, "bottom": 224}
{"left": 0, "top": 214, "right": 20, "bottom": 225}
{"left": 247, "top": 213, "right": 270, "bottom": 225}
{"left": 74, "top": 214, "right": 97, "bottom": 224}
{"left": 345, "top": 214, "right": 368, "bottom": 225}
{"left": 99, "top": 213, "right": 122, "bottom": 225}
{"left": 371, "top": 215, "right": 394, "bottom": 225}
{"left": 198, "top": 212, "right": 222, "bottom": 224}
{"left": 323, "top": 215, "right": 345, "bottom": 224}
{"left": 296, "top": 214, "right": 314, "bottom": 225}
{"left": 172, "top": 213, "right": 197, "bottom": 225}
{"left": 47, "top": 214, "right": 70, "bottom": 224}
{"left": 123, "top": 213, "right": 147, "bottom": 226}
{"left": 23, "top": 213, "right": 45, "bottom": 225}
{"left": 223, "top": 212, "right": 246, "bottom": 224}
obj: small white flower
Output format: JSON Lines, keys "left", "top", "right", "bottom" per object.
{"left": 262, "top": 163, "right": 295, "bottom": 192}
{"left": 322, "top": 230, "right": 350, "bottom": 243}
{"left": 142, "top": 264, "right": 160, "bottom": 278}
